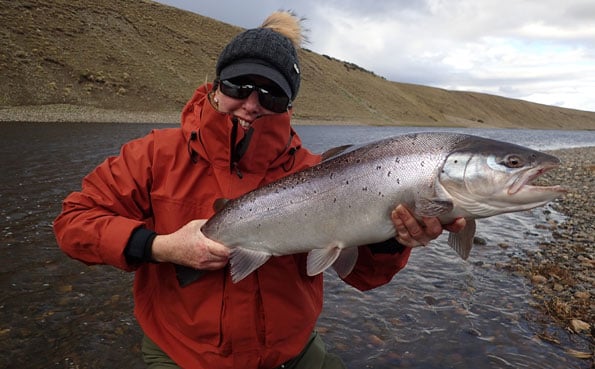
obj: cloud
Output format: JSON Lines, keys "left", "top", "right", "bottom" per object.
{"left": 156, "top": 0, "right": 595, "bottom": 112}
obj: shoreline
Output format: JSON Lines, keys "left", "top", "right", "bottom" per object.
{"left": 2, "top": 104, "right": 595, "bottom": 130}
{"left": 0, "top": 104, "right": 181, "bottom": 124}
{"left": 506, "top": 146, "right": 594, "bottom": 360}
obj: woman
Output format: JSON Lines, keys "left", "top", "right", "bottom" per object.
{"left": 54, "top": 11, "right": 464, "bottom": 369}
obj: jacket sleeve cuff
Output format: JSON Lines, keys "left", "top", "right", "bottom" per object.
{"left": 367, "top": 238, "right": 407, "bottom": 255}
{"left": 124, "top": 228, "right": 158, "bottom": 265}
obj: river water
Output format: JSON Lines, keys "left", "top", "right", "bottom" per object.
{"left": 1, "top": 122, "right": 593, "bottom": 368}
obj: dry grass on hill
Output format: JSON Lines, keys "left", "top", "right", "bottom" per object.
{"left": 1, "top": 0, "right": 595, "bottom": 129}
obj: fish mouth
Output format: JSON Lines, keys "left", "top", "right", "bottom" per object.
{"left": 508, "top": 164, "right": 567, "bottom": 196}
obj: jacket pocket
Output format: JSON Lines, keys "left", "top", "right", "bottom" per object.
{"left": 158, "top": 268, "right": 226, "bottom": 347}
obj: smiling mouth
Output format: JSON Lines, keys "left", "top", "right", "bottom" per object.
{"left": 233, "top": 117, "right": 252, "bottom": 130}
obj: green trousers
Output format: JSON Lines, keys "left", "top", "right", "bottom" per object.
{"left": 141, "top": 332, "right": 346, "bottom": 369}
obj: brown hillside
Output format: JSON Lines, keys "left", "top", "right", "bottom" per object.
{"left": 1, "top": 0, "right": 595, "bottom": 129}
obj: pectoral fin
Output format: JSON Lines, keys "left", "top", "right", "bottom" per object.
{"left": 229, "top": 248, "right": 271, "bottom": 283}
{"left": 307, "top": 243, "right": 343, "bottom": 276}
{"left": 447, "top": 219, "right": 476, "bottom": 260}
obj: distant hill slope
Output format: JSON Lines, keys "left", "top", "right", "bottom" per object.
{"left": 2, "top": 0, "right": 594, "bottom": 129}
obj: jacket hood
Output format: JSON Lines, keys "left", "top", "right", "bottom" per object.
{"left": 180, "top": 83, "right": 316, "bottom": 197}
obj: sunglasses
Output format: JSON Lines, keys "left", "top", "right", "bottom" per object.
{"left": 219, "top": 79, "right": 291, "bottom": 113}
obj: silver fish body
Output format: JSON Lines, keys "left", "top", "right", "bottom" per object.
{"left": 178, "top": 132, "right": 565, "bottom": 285}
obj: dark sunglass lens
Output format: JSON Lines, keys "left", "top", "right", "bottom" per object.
{"left": 258, "top": 93, "right": 289, "bottom": 113}
{"left": 220, "top": 80, "right": 252, "bottom": 99}
{"left": 220, "top": 79, "right": 290, "bottom": 112}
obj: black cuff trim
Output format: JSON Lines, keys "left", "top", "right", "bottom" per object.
{"left": 124, "top": 228, "right": 158, "bottom": 265}
{"left": 367, "top": 238, "right": 407, "bottom": 255}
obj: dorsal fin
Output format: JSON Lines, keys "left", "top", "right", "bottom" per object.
{"left": 321, "top": 144, "right": 354, "bottom": 161}
{"left": 213, "top": 198, "right": 230, "bottom": 213}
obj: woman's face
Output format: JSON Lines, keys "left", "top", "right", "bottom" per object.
{"left": 214, "top": 75, "right": 287, "bottom": 130}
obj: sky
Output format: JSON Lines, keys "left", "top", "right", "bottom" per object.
{"left": 155, "top": 0, "right": 595, "bottom": 113}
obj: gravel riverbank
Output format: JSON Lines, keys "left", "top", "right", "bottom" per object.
{"left": 506, "top": 146, "right": 594, "bottom": 363}
{"left": 0, "top": 104, "right": 180, "bottom": 124}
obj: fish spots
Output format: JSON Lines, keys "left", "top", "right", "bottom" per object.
{"left": 420, "top": 160, "right": 425, "bottom": 168}
{"left": 376, "top": 165, "right": 382, "bottom": 170}
{"left": 387, "top": 171, "right": 391, "bottom": 177}
{"left": 362, "top": 186, "right": 368, "bottom": 191}
{"left": 395, "top": 157, "right": 401, "bottom": 164}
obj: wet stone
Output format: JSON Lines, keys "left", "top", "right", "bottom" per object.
{"left": 505, "top": 147, "right": 594, "bottom": 349}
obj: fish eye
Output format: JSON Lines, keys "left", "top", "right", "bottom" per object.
{"left": 503, "top": 154, "right": 525, "bottom": 168}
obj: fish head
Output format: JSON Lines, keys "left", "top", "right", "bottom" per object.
{"left": 438, "top": 139, "right": 566, "bottom": 218}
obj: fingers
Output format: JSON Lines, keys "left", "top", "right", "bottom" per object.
{"left": 420, "top": 217, "right": 443, "bottom": 239}
{"left": 391, "top": 205, "right": 445, "bottom": 248}
{"left": 194, "top": 219, "right": 230, "bottom": 260}
{"left": 201, "top": 257, "right": 229, "bottom": 270}
{"left": 207, "top": 241, "right": 231, "bottom": 258}
{"left": 444, "top": 217, "right": 466, "bottom": 233}
{"left": 391, "top": 205, "right": 430, "bottom": 248}
{"left": 198, "top": 235, "right": 230, "bottom": 270}
{"left": 153, "top": 219, "right": 230, "bottom": 270}
{"left": 391, "top": 205, "right": 467, "bottom": 249}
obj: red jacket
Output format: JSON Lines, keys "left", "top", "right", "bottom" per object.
{"left": 53, "top": 84, "right": 411, "bottom": 368}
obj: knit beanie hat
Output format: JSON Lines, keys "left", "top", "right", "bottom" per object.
{"left": 216, "top": 12, "right": 302, "bottom": 101}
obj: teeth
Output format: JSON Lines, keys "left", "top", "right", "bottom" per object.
{"left": 238, "top": 118, "right": 251, "bottom": 129}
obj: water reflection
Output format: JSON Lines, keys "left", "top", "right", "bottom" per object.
{"left": 0, "top": 122, "right": 592, "bottom": 368}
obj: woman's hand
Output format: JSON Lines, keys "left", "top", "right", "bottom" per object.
{"left": 391, "top": 204, "right": 466, "bottom": 248}
{"left": 151, "top": 219, "right": 230, "bottom": 270}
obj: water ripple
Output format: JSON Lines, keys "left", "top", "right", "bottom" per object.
{"left": 1, "top": 123, "right": 591, "bottom": 368}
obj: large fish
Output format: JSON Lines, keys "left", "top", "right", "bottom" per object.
{"left": 176, "top": 132, "right": 565, "bottom": 286}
